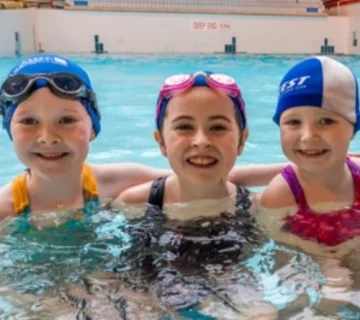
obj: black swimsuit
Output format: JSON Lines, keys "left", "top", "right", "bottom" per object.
{"left": 147, "top": 176, "right": 252, "bottom": 212}
{"left": 117, "top": 177, "right": 259, "bottom": 271}
{"left": 112, "top": 177, "right": 264, "bottom": 310}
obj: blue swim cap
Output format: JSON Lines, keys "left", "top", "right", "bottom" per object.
{"left": 273, "top": 56, "right": 360, "bottom": 132}
{"left": 0, "top": 53, "right": 100, "bottom": 139}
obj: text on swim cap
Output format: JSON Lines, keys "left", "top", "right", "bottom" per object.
{"left": 11, "top": 56, "right": 68, "bottom": 75}
{"left": 280, "top": 76, "right": 311, "bottom": 95}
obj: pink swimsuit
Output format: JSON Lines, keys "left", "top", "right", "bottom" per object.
{"left": 281, "top": 159, "right": 360, "bottom": 246}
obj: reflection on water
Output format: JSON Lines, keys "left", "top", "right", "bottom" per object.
{"left": 0, "top": 207, "right": 360, "bottom": 319}
{"left": 0, "top": 209, "right": 129, "bottom": 296}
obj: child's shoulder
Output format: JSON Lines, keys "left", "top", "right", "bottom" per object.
{"left": 113, "top": 180, "right": 154, "bottom": 207}
{"left": 0, "top": 183, "right": 15, "bottom": 220}
{"left": 260, "top": 170, "right": 296, "bottom": 209}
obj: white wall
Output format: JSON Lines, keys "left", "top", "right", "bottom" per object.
{"left": 0, "top": 9, "right": 37, "bottom": 56}
{"left": 0, "top": 9, "right": 352, "bottom": 55}
{"left": 329, "top": 2, "right": 360, "bottom": 55}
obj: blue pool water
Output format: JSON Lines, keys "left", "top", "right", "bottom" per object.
{"left": 1, "top": 54, "right": 360, "bottom": 319}
{"left": 0, "top": 54, "right": 360, "bottom": 185}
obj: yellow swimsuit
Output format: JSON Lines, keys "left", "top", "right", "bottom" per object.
{"left": 11, "top": 163, "right": 99, "bottom": 215}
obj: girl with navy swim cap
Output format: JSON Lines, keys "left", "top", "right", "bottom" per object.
{"left": 0, "top": 53, "right": 174, "bottom": 225}
{"left": 259, "top": 56, "right": 360, "bottom": 315}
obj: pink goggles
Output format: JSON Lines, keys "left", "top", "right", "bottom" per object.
{"left": 155, "top": 71, "right": 246, "bottom": 130}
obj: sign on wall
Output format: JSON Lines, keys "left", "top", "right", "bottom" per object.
{"left": 191, "top": 21, "right": 231, "bottom": 31}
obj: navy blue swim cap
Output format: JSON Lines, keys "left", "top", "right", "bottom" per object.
{"left": 0, "top": 53, "right": 100, "bottom": 139}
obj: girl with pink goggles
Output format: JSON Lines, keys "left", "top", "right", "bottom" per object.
{"left": 155, "top": 71, "right": 247, "bottom": 130}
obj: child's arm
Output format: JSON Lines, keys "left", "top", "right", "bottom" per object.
{"left": 254, "top": 174, "right": 307, "bottom": 247}
{"left": 0, "top": 184, "right": 15, "bottom": 221}
{"left": 97, "top": 161, "right": 286, "bottom": 202}
{"left": 348, "top": 153, "right": 360, "bottom": 158}
{"left": 228, "top": 163, "right": 288, "bottom": 187}
{"left": 93, "top": 163, "right": 171, "bottom": 202}
{"left": 254, "top": 174, "right": 295, "bottom": 238}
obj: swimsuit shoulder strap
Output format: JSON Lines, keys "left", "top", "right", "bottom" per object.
{"left": 281, "top": 165, "right": 308, "bottom": 210}
{"left": 11, "top": 164, "right": 99, "bottom": 217}
{"left": 346, "top": 158, "right": 360, "bottom": 203}
{"left": 234, "top": 184, "right": 252, "bottom": 218}
{"left": 82, "top": 163, "right": 99, "bottom": 203}
{"left": 147, "top": 176, "right": 167, "bottom": 210}
{"left": 11, "top": 172, "right": 30, "bottom": 215}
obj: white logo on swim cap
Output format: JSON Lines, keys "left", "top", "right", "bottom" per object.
{"left": 53, "top": 57, "right": 67, "bottom": 66}
{"left": 280, "top": 75, "right": 311, "bottom": 95}
{"left": 12, "top": 56, "right": 68, "bottom": 75}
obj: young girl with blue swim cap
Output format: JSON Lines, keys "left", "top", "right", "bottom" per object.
{"left": 259, "top": 56, "right": 360, "bottom": 315}
{"left": 261, "top": 56, "right": 360, "bottom": 256}
{"left": 0, "top": 53, "right": 173, "bottom": 226}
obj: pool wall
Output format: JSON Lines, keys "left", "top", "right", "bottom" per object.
{"left": 0, "top": 6, "right": 358, "bottom": 56}
{"left": 329, "top": 2, "right": 360, "bottom": 55}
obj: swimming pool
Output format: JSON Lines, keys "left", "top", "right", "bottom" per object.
{"left": 1, "top": 54, "right": 360, "bottom": 319}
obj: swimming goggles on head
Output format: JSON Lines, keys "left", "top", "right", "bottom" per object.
{"left": 0, "top": 72, "right": 100, "bottom": 119}
{"left": 156, "top": 71, "right": 246, "bottom": 130}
